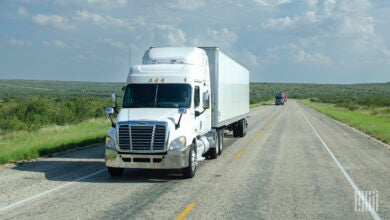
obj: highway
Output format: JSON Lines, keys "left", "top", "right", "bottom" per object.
{"left": 0, "top": 100, "right": 389, "bottom": 219}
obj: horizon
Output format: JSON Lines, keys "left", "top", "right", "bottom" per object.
{"left": 1, "top": 78, "right": 389, "bottom": 86}
{"left": 1, "top": 1, "right": 390, "bottom": 84}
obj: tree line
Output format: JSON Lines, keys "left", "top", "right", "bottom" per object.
{"left": 0, "top": 95, "right": 110, "bottom": 133}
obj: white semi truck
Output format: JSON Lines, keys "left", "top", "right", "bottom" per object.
{"left": 105, "top": 47, "right": 249, "bottom": 178}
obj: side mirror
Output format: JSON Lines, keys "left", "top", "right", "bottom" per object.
{"left": 105, "top": 107, "right": 115, "bottom": 128}
{"left": 203, "top": 91, "right": 210, "bottom": 109}
{"left": 111, "top": 93, "right": 118, "bottom": 108}
{"left": 105, "top": 107, "right": 114, "bottom": 115}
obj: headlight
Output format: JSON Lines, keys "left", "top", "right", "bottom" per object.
{"left": 169, "top": 136, "right": 186, "bottom": 150}
{"left": 105, "top": 136, "right": 116, "bottom": 150}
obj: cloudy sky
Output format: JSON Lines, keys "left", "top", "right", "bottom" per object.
{"left": 1, "top": 0, "right": 389, "bottom": 83}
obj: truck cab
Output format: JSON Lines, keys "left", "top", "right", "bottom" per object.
{"left": 275, "top": 92, "right": 285, "bottom": 105}
{"left": 105, "top": 47, "right": 249, "bottom": 178}
{"left": 105, "top": 47, "right": 215, "bottom": 178}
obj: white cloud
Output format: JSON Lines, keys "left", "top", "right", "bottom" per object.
{"left": 190, "top": 28, "right": 238, "bottom": 49}
{"left": 321, "top": 0, "right": 336, "bottom": 17}
{"left": 240, "top": 50, "right": 259, "bottom": 67}
{"left": 341, "top": 16, "right": 374, "bottom": 36}
{"left": 209, "top": 28, "right": 238, "bottom": 43}
{"left": 382, "top": 48, "right": 390, "bottom": 57}
{"left": 253, "top": 0, "right": 291, "bottom": 7}
{"left": 253, "top": 0, "right": 268, "bottom": 6}
{"left": 32, "top": 14, "right": 74, "bottom": 30}
{"left": 306, "top": 11, "right": 319, "bottom": 23}
{"left": 291, "top": 49, "right": 331, "bottom": 64}
{"left": 307, "top": 0, "right": 318, "bottom": 7}
{"left": 9, "top": 38, "right": 31, "bottom": 46}
{"left": 74, "top": 10, "right": 132, "bottom": 31}
{"left": 166, "top": 0, "right": 206, "bottom": 10}
{"left": 98, "top": 38, "right": 127, "bottom": 50}
{"left": 339, "top": 0, "right": 371, "bottom": 14}
{"left": 42, "top": 40, "right": 77, "bottom": 49}
{"left": 276, "top": 0, "right": 291, "bottom": 5}
{"left": 306, "top": 0, "right": 374, "bottom": 38}
{"left": 17, "top": 7, "right": 29, "bottom": 17}
{"left": 153, "top": 25, "right": 186, "bottom": 46}
{"left": 74, "top": 10, "right": 103, "bottom": 23}
{"left": 87, "top": 0, "right": 127, "bottom": 8}
{"left": 261, "top": 16, "right": 300, "bottom": 31}
{"left": 265, "top": 43, "right": 331, "bottom": 65}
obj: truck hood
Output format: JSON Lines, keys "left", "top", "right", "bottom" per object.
{"left": 117, "top": 108, "right": 184, "bottom": 125}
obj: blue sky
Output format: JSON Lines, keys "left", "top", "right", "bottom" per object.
{"left": 1, "top": 0, "right": 389, "bottom": 83}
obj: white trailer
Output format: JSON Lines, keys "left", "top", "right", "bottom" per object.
{"left": 105, "top": 47, "right": 249, "bottom": 178}
{"left": 201, "top": 47, "right": 249, "bottom": 136}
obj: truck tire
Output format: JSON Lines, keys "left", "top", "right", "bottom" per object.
{"left": 209, "top": 132, "right": 219, "bottom": 159}
{"left": 182, "top": 143, "right": 197, "bottom": 178}
{"left": 218, "top": 128, "right": 224, "bottom": 155}
{"left": 107, "top": 167, "right": 124, "bottom": 177}
{"left": 238, "top": 119, "right": 247, "bottom": 137}
{"left": 233, "top": 122, "right": 239, "bottom": 137}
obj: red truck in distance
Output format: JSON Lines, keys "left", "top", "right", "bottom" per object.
{"left": 275, "top": 92, "right": 287, "bottom": 105}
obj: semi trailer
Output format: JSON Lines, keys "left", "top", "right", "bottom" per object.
{"left": 105, "top": 47, "right": 249, "bottom": 178}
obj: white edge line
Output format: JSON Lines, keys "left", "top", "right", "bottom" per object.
{"left": 0, "top": 169, "right": 106, "bottom": 213}
{"left": 297, "top": 103, "right": 381, "bottom": 220}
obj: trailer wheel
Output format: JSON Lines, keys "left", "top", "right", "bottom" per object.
{"left": 218, "top": 128, "right": 224, "bottom": 155}
{"left": 243, "top": 119, "right": 248, "bottom": 137}
{"left": 233, "top": 122, "right": 239, "bottom": 137}
{"left": 183, "top": 143, "right": 197, "bottom": 178}
{"left": 107, "top": 167, "right": 124, "bottom": 177}
{"left": 238, "top": 119, "right": 247, "bottom": 137}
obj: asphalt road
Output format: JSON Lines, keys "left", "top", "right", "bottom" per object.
{"left": 0, "top": 100, "right": 389, "bottom": 219}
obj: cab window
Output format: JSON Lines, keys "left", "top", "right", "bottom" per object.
{"left": 194, "top": 86, "right": 200, "bottom": 108}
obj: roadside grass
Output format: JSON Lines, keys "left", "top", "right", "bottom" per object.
{"left": 0, "top": 118, "right": 110, "bottom": 164}
{"left": 302, "top": 100, "right": 390, "bottom": 144}
{"left": 250, "top": 100, "right": 274, "bottom": 108}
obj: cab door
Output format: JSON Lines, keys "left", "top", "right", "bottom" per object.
{"left": 194, "top": 84, "right": 211, "bottom": 135}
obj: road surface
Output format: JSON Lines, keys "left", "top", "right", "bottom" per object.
{"left": 0, "top": 100, "right": 389, "bottom": 219}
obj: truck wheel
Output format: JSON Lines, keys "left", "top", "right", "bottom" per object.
{"left": 218, "top": 128, "right": 224, "bottom": 155}
{"left": 107, "top": 167, "right": 124, "bottom": 177}
{"left": 240, "top": 119, "right": 247, "bottom": 137}
{"left": 238, "top": 119, "right": 247, "bottom": 137}
{"left": 183, "top": 143, "right": 197, "bottom": 178}
{"left": 209, "top": 132, "right": 219, "bottom": 159}
{"left": 233, "top": 122, "right": 239, "bottom": 137}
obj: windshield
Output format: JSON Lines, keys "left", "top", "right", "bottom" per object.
{"left": 123, "top": 84, "right": 191, "bottom": 108}
{"left": 275, "top": 93, "right": 283, "bottom": 99}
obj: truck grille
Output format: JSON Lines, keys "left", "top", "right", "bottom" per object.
{"left": 118, "top": 123, "right": 167, "bottom": 151}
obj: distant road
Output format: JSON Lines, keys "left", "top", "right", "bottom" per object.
{"left": 0, "top": 100, "right": 389, "bottom": 219}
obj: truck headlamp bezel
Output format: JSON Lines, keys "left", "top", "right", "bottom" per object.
{"left": 105, "top": 136, "right": 116, "bottom": 150}
{"left": 169, "top": 136, "right": 186, "bottom": 150}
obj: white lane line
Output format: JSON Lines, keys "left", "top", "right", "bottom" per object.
{"left": 0, "top": 169, "right": 106, "bottom": 213}
{"left": 297, "top": 103, "right": 381, "bottom": 220}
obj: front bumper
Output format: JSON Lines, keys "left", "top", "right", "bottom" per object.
{"left": 105, "top": 146, "right": 190, "bottom": 169}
